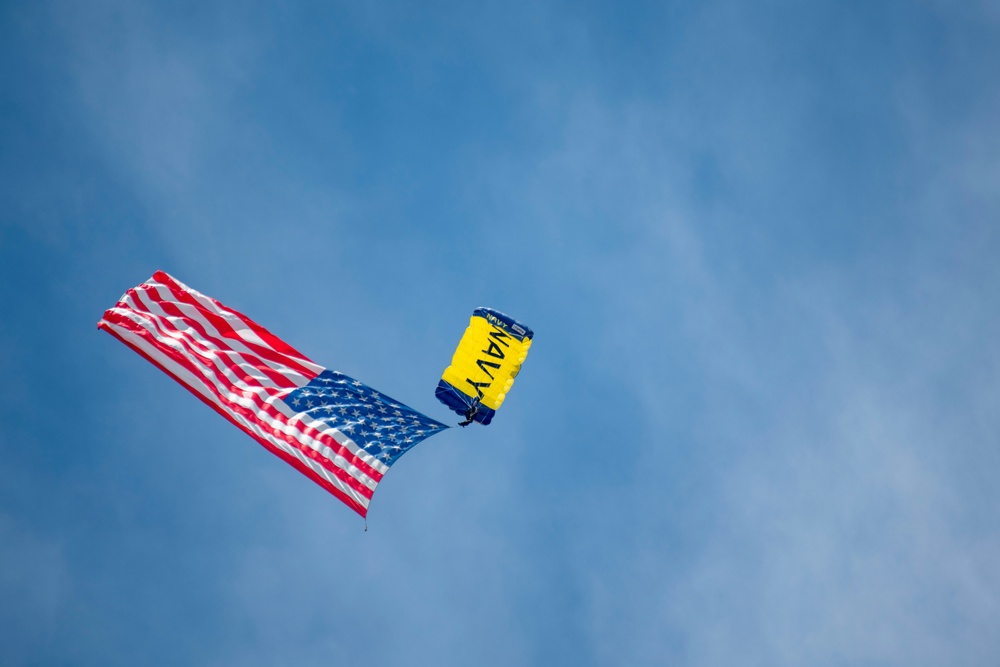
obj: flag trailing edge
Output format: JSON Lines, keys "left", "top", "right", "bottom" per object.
{"left": 98, "top": 271, "right": 449, "bottom": 518}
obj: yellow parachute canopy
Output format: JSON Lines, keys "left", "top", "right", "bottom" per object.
{"left": 435, "top": 308, "right": 533, "bottom": 425}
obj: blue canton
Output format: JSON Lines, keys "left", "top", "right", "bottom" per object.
{"left": 281, "top": 370, "right": 449, "bottom": 467}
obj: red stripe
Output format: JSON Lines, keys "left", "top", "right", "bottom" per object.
{"left": 126, "top": 294, "right": 289, "bottom": 395}
{"left": 115, "top": 300, "right": 280, "bottom": 400}
{"left": 101, "top": 310, "right": 379, "bottom": 499}
{"left": 98, "top": 319, "right": 369, "bottom": 517}
{"left": 129, "top": 288, "right": 298, "bottom": 390}
{"left": 101, "top": 311, "right": 376, "bottom": 505}
{"left": 106, "top": 305, "right": 383, "bottom": 483}
{"left": 135, "top": 279, "right": 316, "bottom": 381}
{"left": 113, "top": 301, "right": 384, "bottom": 483}
{"left": 151, "top": 272, "right": 319, "bottom": 379}
{"left": 141, "top": 278, "right": 319, "bottom": 381}
{"left": 142, "top": 291, "right": 298, "bottom": 390}
{"left": 103, "top": 307, "right": 382, "bottom": 490}
{"left": 154, "top": 270, "right": 313, "bottom": 361}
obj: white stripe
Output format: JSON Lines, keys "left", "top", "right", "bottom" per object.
{"left": 104, "top": 320, "right": 372, "bottom": 509}
{"left": 132, "top": 285, "right": 315, "bottom": 386}
{"left": 110, "top": 305, "right": 285, "bottom": 401}
{"left": 148, "top": 276, "right": 324, "bottom": 376}
{"left": 123, "top": 300, "right": 389, "bottom": 479}
{"left": 102, "top": 320, "right": 218, "bottom": 408}
{"left": 124, "top": 291, "right": 298, "bottom": 391}
{"left": 108, "top": 308, "right": 381, "bottom": 492}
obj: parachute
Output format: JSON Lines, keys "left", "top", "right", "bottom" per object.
{"left": 435, "top": 308, "right": 533, "bottom": 425}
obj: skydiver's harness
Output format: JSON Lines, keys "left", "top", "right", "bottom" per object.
{"left": 458, "top": 398, "right": 480, "bottom": 427}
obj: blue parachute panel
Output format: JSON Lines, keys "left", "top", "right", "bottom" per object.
{"left": 435, "top": 379, "right": 496, "bottom": 425}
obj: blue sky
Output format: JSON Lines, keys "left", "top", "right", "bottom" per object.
{"left": 3, "top": 1, "right": 1000, "bottom": 664}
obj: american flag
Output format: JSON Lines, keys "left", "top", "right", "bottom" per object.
{"left": 98, "top": 271, "right": 449, "bottom": 517}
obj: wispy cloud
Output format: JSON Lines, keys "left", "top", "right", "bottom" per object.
{"left": 3, "top": 0, "right": 999, "bottom": 664}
